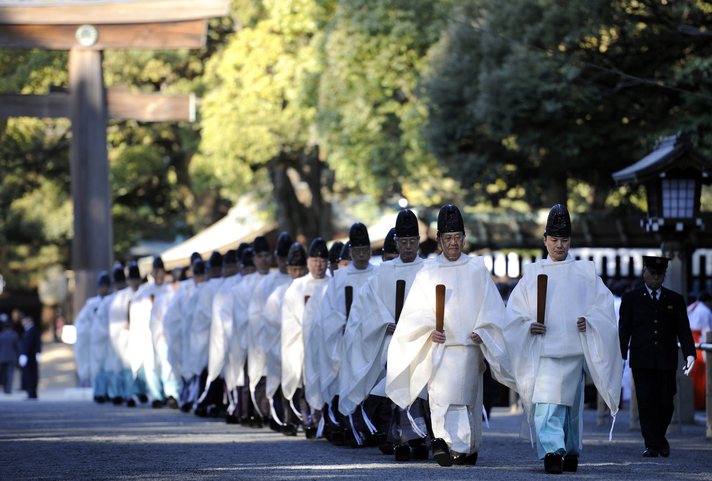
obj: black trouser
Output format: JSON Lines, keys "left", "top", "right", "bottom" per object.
{"left": 252, "top": 376, "right": 270, "bottom": 421}
{"left": 197, "top": 376, "right": 226, "bottom": 410}
{"left": 21, "top": 361, "right": 38, "bottom": 398}
{"left": 284, "top": 387, "right": 311, "bottom": 426}
{"left": 632, "top": 368, "right": 676, "bottom": 450}
{"left": 363, "top": 394, "right": 393, "bottom": 435}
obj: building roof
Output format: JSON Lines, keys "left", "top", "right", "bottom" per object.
{"left": 613, "top": 134, "right": 712, "bottom": 185}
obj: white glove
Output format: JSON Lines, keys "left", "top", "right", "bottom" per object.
{"left": 18, "top": 354, "right": 28, "bottom": 367}
{"left": 35, "top": 352, "right": 41, "bottom": 363}
{"left": 683, "top": 355, "right": 695, "bottom": 376}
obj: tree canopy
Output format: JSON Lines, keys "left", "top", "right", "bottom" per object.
{"left": 2, "top": 0, "right": 712, "bottom": 294}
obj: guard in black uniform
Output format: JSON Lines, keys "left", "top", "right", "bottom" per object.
{"left": 618, "top": 256, "right": 696, "bottom": 458}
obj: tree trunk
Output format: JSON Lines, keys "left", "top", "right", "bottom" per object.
{"left": 269, "top": 147, "right": 332, "bottom": 243}
{"left": 541, "top": 172, "right": 568, "bottom": 208}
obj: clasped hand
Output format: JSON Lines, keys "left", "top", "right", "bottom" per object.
{"left": 430, "top": 330, "right": 482, "bottom": 344}
{"left": 530, "top": 317, "right": 586, "bottom": 335}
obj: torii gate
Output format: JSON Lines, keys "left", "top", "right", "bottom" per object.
{"left": 0, "top": 0, "right": 230, "bottom": 316}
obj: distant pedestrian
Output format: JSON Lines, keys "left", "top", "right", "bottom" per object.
{"left": 0, "top": 314, "right": 20, "bottom": 394}
{"left": 19, "top": 315, "right": 42, "bottom": 399}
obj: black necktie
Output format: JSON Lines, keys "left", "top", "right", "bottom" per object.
{"left": 652, "top": 290, "right": 658, "bottom": 302}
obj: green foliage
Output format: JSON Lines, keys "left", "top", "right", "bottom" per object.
{"left": 423, "top": 0, "right": 712, "bottom": 210}
{"left": 196, "top": 0, "right": 326, "bottom": 197}
{"left": 316, "top": 0, "right": 454, "bottom": 203}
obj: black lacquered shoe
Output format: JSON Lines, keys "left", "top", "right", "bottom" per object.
{"left": 410, "top": 441, "right": 429, "bottom": 460}
{"left": 544, "top": 453, "right": 563, "bottom": 474}
{"left": 304, "top": 426, "right": 317, "bottom": 439}
{"left": 431, "top": 438, "right": 453, "bottom": 467}
{"left": 563, "top": 454, "right": 578, "bottom": 472}
{"left": 659, "top": 444, "right": 670, "bottom": 458}
{"left": 282, "top": 423, "right": 298, "bottom": 436}
{"left": 394, "top": 443, "right": 410, "bottom": 461}
{"left": 453, "top": 451, "right": 478, "bottom": 466}
{"left": 643, "top": 448, "right": 659, "bottom": 458}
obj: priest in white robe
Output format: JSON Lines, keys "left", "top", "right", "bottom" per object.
{"left": 230, "top": 243, "right": 272, "bottom": 425}
{"left": 340, "top": 211, "right": 425, "bottom": 458}
{"left": 108, "top": 262, "right": 142, "bottom": 405}
{"left": 74, "top": 272, "right": 111, "bottom": 388}
{"left": 128, "top": 256, "right": 173, "bottom": 407}
{"left": 281, "top": 238, "right": 330, "bottom": 437}
{"left": 262, "top": 241, "right": 306, "bottom": 432}
{"left": 386, "top": 204, "right": 516, "bottom": 467}
{"left": 247, "top": 234, "right": 292, "bottom": 427}
{"left": 196, "top": 250, "right": 240, "bottom": 416}
{"left": 504, "top": 204, "right": 621, "bottom": 474}
{"left": 318, "top": 223, "right": 375, "bottom": 445}
{"left": 91, "top": 265, "right": 127, "bottom": 403}
{"left": 185, "top": 252, "right": 224, "bottom": 413}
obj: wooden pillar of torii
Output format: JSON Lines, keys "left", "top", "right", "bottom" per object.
{"left": 0, "top": 0, "right": 230, "bottom": 316}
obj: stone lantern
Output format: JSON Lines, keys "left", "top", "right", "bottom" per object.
{"left": 613, "top": 133, "right": 712, "bottom": 296}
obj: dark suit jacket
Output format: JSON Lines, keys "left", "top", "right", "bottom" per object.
{"left": 619, "top": 286, "right": 695, "bottom": 370}
{"left": 20, "top": 325, "right": 41, "bottom": 364}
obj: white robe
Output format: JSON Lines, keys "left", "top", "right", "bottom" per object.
{"left": 280, "top": 273, "right": 329, "bottom": 402}
{"left": 264, "top": 280, "right": 291, "bottom": 399}
{"left": 504, "top": 257, "right": 621, "bottom": 421}
{"left": 186, "top": 277, "right": 223, "bottom": 378}
{"left": 149, "top": 283, "right": 175, "bottom": 383}
{"left": 108, "top": 287, "right": 137, "bottom": 371}
{"left": 74, "top": 295, "right": 103, "bottom": 386}
{"left": 338, "top": 256, "right": 424, "bottom": 416}
{"left": 224, "top": 272, "right": 265, "bottom": 390}
{"left": 386, "top": 254, "right": 516, "bottom": 453}
{"left": 206, "top": 274, "right": 241, "bottom": 385}
{"left": 91, "top": 292, "right": 122, "bottom": 377}
{"left": 318, "top": 263, "right": 374, "bottom": 404}
{"left": 303, "top": 281, "right": 329, "bottom": 410}
{"left": 247, "top": 271, "right": 291, "bottom": 394}
{"left": 163, "top": 279, "right": 196, "bottom": 380}
{"left": 128, "top": 282, "right": 172, "bottom": 375}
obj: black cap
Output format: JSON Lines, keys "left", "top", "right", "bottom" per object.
{"left": 128, "top": 261, "right": 141, "bottom": 280}
{"left": 253, "top": 236, "right": 271, "bottom": 254}
{"left": 208, "top": 251, "right": 223, "bottom": 269}
{"left": 275, "top": 232, "right": 293, "bottom": 257}
{"left": 242, "top": 247, "right": 255, "bottom": 267}
{"left": 287, "top": 242, "right": 307, "bottom": 267}
{"left": 544, "top": 204, "right": 572, "bottom": 238}
{"left": 349, "top": 222, "right": 370, "bottom": 247}
{"left": 236, "top": 242, "right": 249, "bottom": 261}
{"left": 152, "top": 256, "right": 165, "bottom": 271}
{"left": 308, "top": 237, "right": 329, "bottom": 259}
{"left": 224, "top": 249, "right": 238, "bottom": 265}
{"left": 329, "top": 241, "right": 344, "bottom": 264}
{"left": 171, "top": 267, "right": 182, "bottom": 281}
{"left": 112, "top": 264, "right": 126, "bottom": 284}
{"left": 643, "top": 256, "right": 669, "bottom": 272}
{"left": 395, "top": 209, "right": 419, "bottom": 237}
{"left": 383, "top": 228, "right": 398, "bottom": 255}
{"left": 192, "top": 259, "right": 206, "bottom": 276}
{"left": 190, "top": 252, "right": 202, "bottom": 264}
{"left": 340, "top": 241, "right": 352, "bottom": 261}
{"left": 437, "top": 204, "right": 464, "bottom": 235}
{"left": 97, "top": 271, "right": 111, "bottom": 287}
